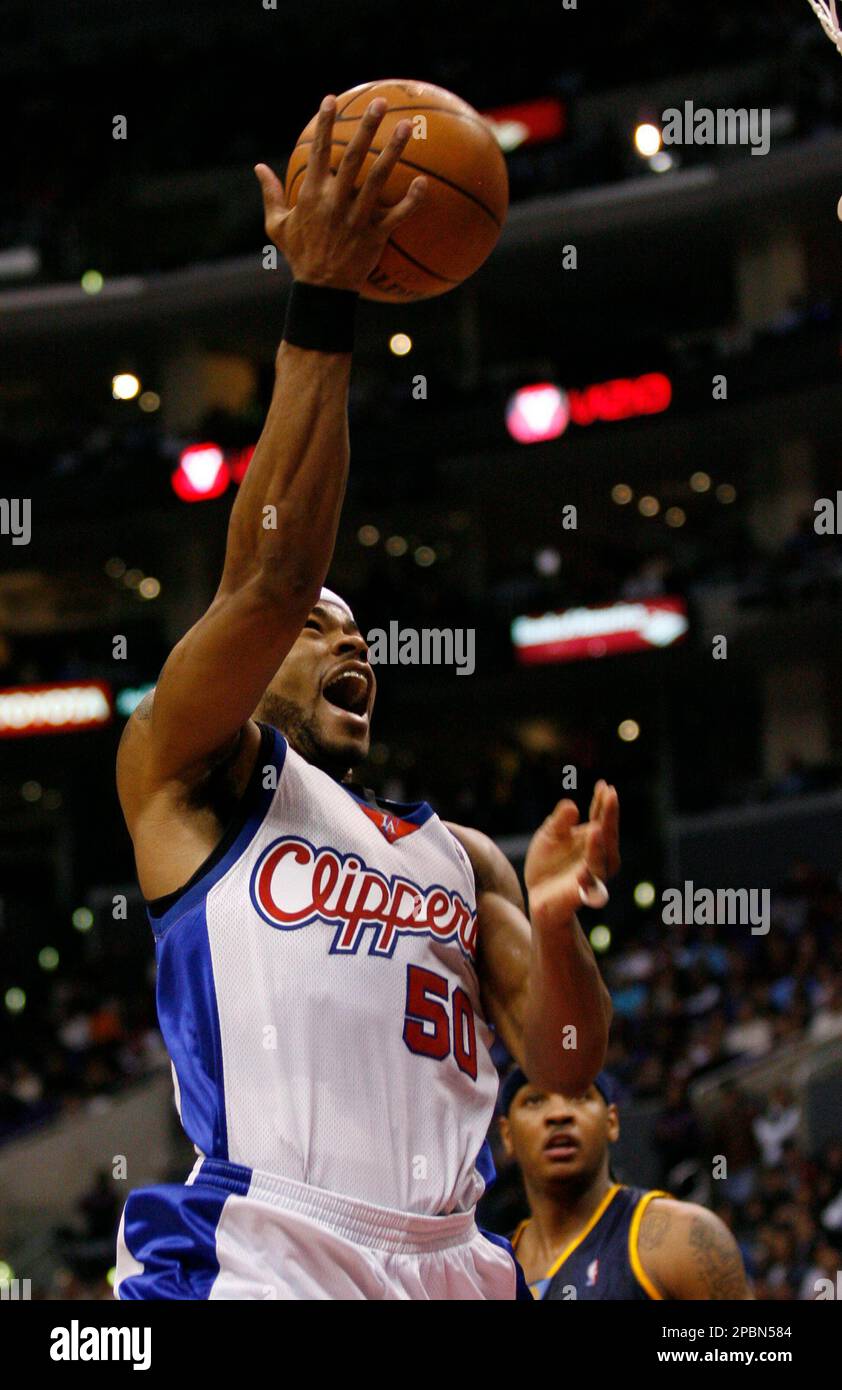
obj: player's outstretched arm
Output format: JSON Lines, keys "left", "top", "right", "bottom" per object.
{"left": 637, "top": 1198, "right": 753, "bottom": 1300}
{"left": 516, "top": 783, "right": 617, "bottom": 1090}
{"left": 449, "top": 781, "right": 617, "bottom": 1094}
{"left": 118, "top": 97, "right": 426, "bottom": 808}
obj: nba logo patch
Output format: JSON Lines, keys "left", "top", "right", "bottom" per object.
{"left": 586, "top": 1258, "right": 599, "bottom": 1287}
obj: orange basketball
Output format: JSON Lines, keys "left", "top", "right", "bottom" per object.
{"left": 284, "top": 79, "right": 509, "bottom": 303}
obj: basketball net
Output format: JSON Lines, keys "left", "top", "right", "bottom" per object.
{"left": 807, "top": 0, "right": 842, "bottom": 55}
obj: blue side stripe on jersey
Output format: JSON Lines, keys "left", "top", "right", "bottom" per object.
{"left": 148, "top": 724, "right": 287, "bottom": 938}
{"left": 149, "top": 726, "right": 286, "bottom": 1161}
{"left": 475, "top": 1137, "right": 497, "bottom": 1190}
{"left": 156, "top": 898, "right": 229, "bottom": 1158}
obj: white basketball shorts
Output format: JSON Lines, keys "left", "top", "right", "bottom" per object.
{"left": 114, "top": 1156, "right": 530, "bottom": 1301}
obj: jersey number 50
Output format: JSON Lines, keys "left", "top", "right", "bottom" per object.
{"left": 402, "top": 964, "right": 478, "bottom": 1081}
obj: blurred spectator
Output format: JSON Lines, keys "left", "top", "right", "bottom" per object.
{"left": 753, "top": 1086, "right": 801, "bottom": 1166}
{"left": 808, "top": 981, "right": 842, "bottom": 1042}
{"left": 726, "top": 999, "right": 774, "bottom": 1059}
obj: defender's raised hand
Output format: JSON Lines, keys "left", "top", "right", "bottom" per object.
{"left": 524, "top": 781, "right": 620, "bottom": 933}
{"left": 254, "top": 96, "right": 427, "bottom": 293}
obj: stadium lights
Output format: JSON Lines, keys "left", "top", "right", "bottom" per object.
{"left": 112, "top": 373, "right": 140, "bottom": 401}
{"left": 634, "top": 881, "right": 656, "bottom": 909}
{"left": 534, "top": 548, "right": 561, "bottom": 576}
{"left": 389, "top": 333, "right": 412, "bottom": 356}
{"left": 618, "top": 719, "right": 641, "bottom": 742}
{"left": 634, "top": 122, "right": 662, "bottom": 157}
{"left": 5, "top": 988, "right": 26, "bottom": 1014}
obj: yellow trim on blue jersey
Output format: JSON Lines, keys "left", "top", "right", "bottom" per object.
{"left": 512, "top": 1182, "right": 623, "bottom": 1293}
{"left": 628, "top": 1189, "right": 671, "bottom": 1300}
{"left": 544, "top": 1183, "right": 621, "bottom": 1281}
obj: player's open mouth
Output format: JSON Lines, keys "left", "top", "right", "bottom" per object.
{"left": 544, "top": 1135, "right": 579, "bottom": 1158}
{"left": 322, "top": 665, "right": 371, "bottom": 718}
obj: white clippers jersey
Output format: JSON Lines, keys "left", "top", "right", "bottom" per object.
{"left": 149, "top": 723, "right": 500, "bottom": 1215}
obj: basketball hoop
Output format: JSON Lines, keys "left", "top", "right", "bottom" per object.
{"left": 807, "top": 0, "right": 842, "bottom": 55}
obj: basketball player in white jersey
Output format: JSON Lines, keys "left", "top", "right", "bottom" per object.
{"left": 114, "top": 95, "right": 618, "bottom": 1300}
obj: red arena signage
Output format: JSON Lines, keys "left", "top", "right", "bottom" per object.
{"left": 0, "top": 681, "right": 113, "bottom": 737}
{"left": 505, "top": 373, "right": 672, "bottom": 444}
{"left": 512, "top": 598, "right": 688, "bottom": 665}
{"left": 481, "top": 97, "right": 567, "bottom": 150}
{"left": 567, "top": 373, "right": 672, "bottom": 427}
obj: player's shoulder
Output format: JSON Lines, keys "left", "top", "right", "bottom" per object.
{"left": 117, "top": 695, "right": 261, "bottom": 815}
{"left": 116, "top": 691, "right": 157, "bottom": 804}
{"left": 640, "top": 1194, "right": 728, "bottom": 1246}
{"left": 638, "top": 1195, "right": 749, "bottom": 1299}
{"left": 443, "top": 821, "right": 522, "bottom": 902}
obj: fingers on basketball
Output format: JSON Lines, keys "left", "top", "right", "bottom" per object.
{"left": 334, "top": 99, "right": 389, "bottom": 200}
{"left": 301, "top": 97, "right": 339, "bottom": 194}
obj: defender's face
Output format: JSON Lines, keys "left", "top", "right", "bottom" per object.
{"left": 259, "top": 601, "right": 376, "bottom": 772}
{"left": 500, "top": 1085, "right": 619, "bottom": 1188}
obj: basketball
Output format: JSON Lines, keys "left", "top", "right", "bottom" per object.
{"left": 284, "top": 79, "right": 509, "bottom": 302}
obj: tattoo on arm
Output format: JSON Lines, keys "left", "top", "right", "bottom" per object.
{"left": 688, "top": 1216, "right": 746, "bottom": 1299}
{"left": 638, "top": 1205, "right": 670, "bottom": 1252}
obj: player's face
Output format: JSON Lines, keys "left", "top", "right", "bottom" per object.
{"left": 500, "top": 1085, "right": 619, "bottom": 1188}
{"left": 257, "top": 602, "right": 376, "bottom": 775}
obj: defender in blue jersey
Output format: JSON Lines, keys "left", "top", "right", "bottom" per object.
{"left": 499, "top": 1069, "right": 752, "bottom": 1300}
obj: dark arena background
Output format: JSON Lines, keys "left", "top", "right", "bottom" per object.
{"left": 2, "top": 0, "right": 842, "bottom": 1346}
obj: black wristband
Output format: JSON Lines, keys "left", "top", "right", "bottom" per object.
{"left": 282, "top": 280, "right": 358, "bottom": 353}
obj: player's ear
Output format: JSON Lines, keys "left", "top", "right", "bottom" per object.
{"left": 606, "top": 1103, "right": 620, "bottom": 1144}
{"left": 498, "top": 1115, "right": 514, "bottom": 1158}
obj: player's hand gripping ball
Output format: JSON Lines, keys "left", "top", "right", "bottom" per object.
{"left": 285, "top": 79, "right": 509, "bottom": 302}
